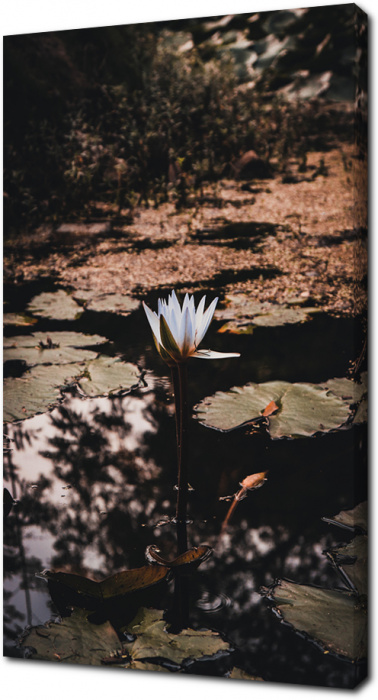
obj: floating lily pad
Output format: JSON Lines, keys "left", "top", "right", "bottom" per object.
{"left": 195, "top": 379, "right": 350, "bottom": 438}
{"left": 216, "top": 294, "right": 319, "bottom": 333}
{"left": 19, "top": 608, "right": 121, "bottom": 665}
{"left": 73, "top": 291, "right": 140, "bottom": 316}
{"left": 27, "top": 290, "right": 83, "bottom": 320}
{"left": 3, "top": 313, "right": 37, "bottom": 327}
{"left": 327, "top": 536, "right": 367, "bottom": 595}
{"left": 4, "top": 331, "right": 106, "bottom": 366}
{"left": 267, "top": 579, "right": 367, "bottom": 661}
{"left": 323, "top": 501, "right": 368, "bottom": 533}
{"left": 76, "top": 355, "right": 141, "bottom": 397}
{"left": 4, "top": 331, "right": 107, "bottom": 367}
{"left": 122, "top": 607, "right": 231, "bottom": 666}
{"left": 3, "top": 363, "right": 84, "bottom": 423}
{"left": 322, "top": 373, "right": 367, "bottom": 424}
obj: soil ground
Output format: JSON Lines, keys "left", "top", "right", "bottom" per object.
{"left": 4, "top": 143, "right": 367, "bottom": 317}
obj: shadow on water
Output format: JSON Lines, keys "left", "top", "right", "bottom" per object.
{"left": 3, "top": 283, "right": 367, "bottom": 686}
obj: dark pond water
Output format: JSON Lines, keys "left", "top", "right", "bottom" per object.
{"left": 3, "top": 281, "right": 367, "bottom": 687}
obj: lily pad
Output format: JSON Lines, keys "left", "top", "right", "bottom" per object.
{"left": 216, "top": 294, "right": 319, "bottom": 333}
{"left": 19, "top": 608, "right": 121, "bottom": 665}
{"left": 323, "top": 373, "right": 367, "bottom": 424}
{"left": 195, "top": 379, "right": 350, "bottom": 438}
{"left": 3, "top": 363, "right": 84, "bottom": 423}
{"left": 76, "top": 355, "right": 141, "bottom": 397}
{"left": 323, "top": 501, "right": 368, "bottom": 533}
{"left": 4, "top": 331, "right": 106, "bottom": 366}
{"left": 73, "top": 291, "right": 140, "bottom": 316}
{"left": 3, "top": 331, "right": 107, "bottom": 366}
{"left": 27, "top": 290, "right": 83, "bottom": 320}
{"left": 122, "top": 607, "right": 231, "bottom": 666}
{"left": 267, "top": 579, "right": 367, "bottom": 661}
{"left": 3, "top": 313, "right": 37, "bottom": 327}
{"left": 327, "top": 536, "right": 367, "bottom": 595}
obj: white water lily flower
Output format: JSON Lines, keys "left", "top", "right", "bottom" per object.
{"left": 143, "top": 291, "right": 240, "bottom": 364}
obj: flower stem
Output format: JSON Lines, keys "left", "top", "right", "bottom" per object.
{"left": 175, "top": 362, "right": 188, "bottom": 555}
{"left": 171, "top": 362, "right": 189, "bottom": 630}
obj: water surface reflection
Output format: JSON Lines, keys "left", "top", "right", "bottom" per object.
{"left": 3, "top": 304, "right": 367, "bottom": 686}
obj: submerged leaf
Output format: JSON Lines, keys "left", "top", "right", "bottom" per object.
{"left": 76, "top": 355, "right": 141, "bottom": 397}
{"left": 267, "top": 580, "right": 367, "bottom": 661}
{"left": 19, "top": 608, "right": 121, "bottom": 665}
{"left": 195, "top": 378, "right": 350, "bottom": 438}
{"left": 27, "top": 290, "right": 82, "bottom": 320}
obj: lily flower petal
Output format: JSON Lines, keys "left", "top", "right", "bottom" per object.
{"left": 196, "top": 297, "right": 218, "bottom": 345}
{"left": 143, "top": 291, "right": 239, "bottom": 364}
{"left": 192, "top": 349, "right": 241, "bottom": 359}
{"left": 143, "top": 302, "right": 161, "bottom": 345}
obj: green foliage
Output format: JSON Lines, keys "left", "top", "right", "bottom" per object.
{"left": 4, "top": 331, "right": 106, "bottom": 366}
{"left": 27, "top": 290, "right": 83, "bottom": 320}
{"left": 216, "top": 294, "right": 320, "bottom": 332}
{"left": 268, "top": 581, "right": 367, "bottom": 661}
{"left": 20, "top": 608, "right": 122, "bottom": 665}
{"left": 121, "top": 607, "right": 231, "bottom": 667}
{"left": 20, "top": 606, "right": 231, "bottom": 670}
{"left": 194, "top": 377, "right": 354, "bottom": 438}
{"left": 265, "top": 503, "right": 368, "bottom": 662}
{"left": 3, "top": 22, "right": 344, "bottom": 234}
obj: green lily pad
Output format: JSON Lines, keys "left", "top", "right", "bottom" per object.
{"left": 27, "top": 290, "right": 83, "bottom": 320}
{"left": 123, "top": 608, "right": 231, "bottom": 666}
{"left": 73, "top": 291, "right": 140, "bottom": 316}
{"left": 327, "top": 535, "right": 367, "bottom": 595}
{"left": 3, "top": 331, "right": 107, "bottom": 366}
{"left": 3, "top": 313, "right": 37, "bottom": 327}
{"left": 3, "top": 363, "right": 84, "bottom": 423}
{"left": 323, "top": 373, "right": 367, "bottom": 424}
{"left": 216, "top": 294, "right": 319, "bottom": 333}
{"left": 268, "top": 580, "right": 367, "bottom": 661}
{"left": 323, "top": 501, "right": 368, "bottom": 533}
{"left": 195, "top": 379, "right": 350, "bottom": 438}
{"left": 76, "top": 355, "right": 141, "bottom": 397}
{"left": 19, "top": 608, "right": 121, "bottom": 665}
{"left": 4, "top": 331, "right": 107, "bottom": 366}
